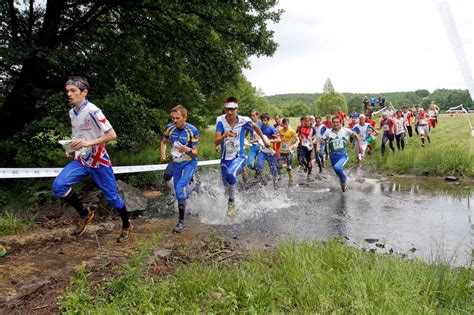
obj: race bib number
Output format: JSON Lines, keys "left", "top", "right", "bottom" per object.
{"left": 332, "top": 138, "right": 345, "bottom": 151}
{"left": 281, "top": 143, "right": 290, "bottom": 151}
{"left": 224, "top": 139, "right": 239, "bottom": 160}
{"left": 383, "top": 124, "right": 389, "bottom": 131}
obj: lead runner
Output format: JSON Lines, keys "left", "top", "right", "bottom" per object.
{"left": 52, "top": 76, "right": 131, "bottom": 242}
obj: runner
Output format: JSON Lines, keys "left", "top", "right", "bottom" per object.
{"left": 298, "top": 116, "right": 317, "bottom": 179}
{"left": 393, "top": 110, "right": 408, "bottom": 151}
{"left": 278, "top": 118, "right": 299, "bottom": 186}
{"left": 384, "top": 103, "right": 396, "bottom": 118}
{"left": 378, "top": 112, "right": 397, "bottom": 156}
{"left": 402, "top": 105, "right": 414, "bottom": 140}
{"left": 416, "top": 108, "right": 431, "bottom": 147}
{"left": 52, "top": 76, "right": 131, "bottom": 242}
{"left": 313, "top": 116, "right": 327, "bottom": 175}
{"left": 245, "top": 109, "right": 262, "bottom": 171}
{"left": 322, "top": 115, "right": 332, "bottom": 160}
{"left": 428, "top": 103, "right": 438, "bottom": 129}
{"left": 215, "top": 97, "right": 269, "bottom": 217}
{"left": 334, "top": 107, "right": 347, "bottom": 126}
{"left": 256, "top": 113, "right": 281, "bottom": 188}
{"left": 352, "top": 114, "right": 377, "bottom": 167}
{"left": 296, "top": 116, "right": 306, "bottom": 168}
{"left": 318, "top": 116, "right": 362, "bottom": 192}
{"left": 273, "top": 114, "right": 283, "bottom": 158}
{"left": 160, "top": 105, "right": 200, "bottom": 233}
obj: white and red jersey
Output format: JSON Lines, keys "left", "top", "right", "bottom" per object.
{"left": 393, "top": 117, "right": 406, "bottom": 135}
{"left": 379, "top": 118, "right": 396, "bottom": 135}
{"left": 404, "top": 112, "right": 414, "bottom": 126}
{"left": 417, "top": 112, "right": 430, "bottom": 126}
{"left": 427, "top": 109, "right": 437, "bottom": 120}
{"left": 70, "top": 100, "right": 113, "bottom": 168}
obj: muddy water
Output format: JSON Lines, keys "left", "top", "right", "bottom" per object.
{"left": 186, "top": 169, "right": 472, "bottom": 266}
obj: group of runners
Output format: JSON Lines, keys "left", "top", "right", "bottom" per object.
{"left": 54, "top": 76, "right": 440, "bottom": 238}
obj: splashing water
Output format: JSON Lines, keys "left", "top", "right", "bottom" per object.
{"left": 187, "top": 169, "right": 296, "bottom": 225}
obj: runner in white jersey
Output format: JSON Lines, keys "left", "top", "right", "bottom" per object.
{"left": 52, "top": 76, "right": 131, "bottom": 242}
{"left": 393, "top": 110, "right": 407, "bottom": 151}
{"left": 215, "top": 97, "right": 269, "bottom": 217}
{"left": 318, "top": 116, "right": 362, "bottom": 192}
{"left": 351, "top": 114, "right": 377, "bottom": 167}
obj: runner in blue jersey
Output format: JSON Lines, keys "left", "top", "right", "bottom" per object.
{"left": 52, "top": 76, "right": 131, "bottom": 242}
{"left": 245, "top": 109, "right": 263, "bottom": 171}
{"left": 215, "top": 97, "right": 269, "bottom": 217}
{"left": 160, "top": 105, "right": 200, "bottom": 233}
{"left": 318, "top": 116, "right": 362, "bottom": 192}
{"left": 256, "top": 113, "right": 281, "bottom": 188}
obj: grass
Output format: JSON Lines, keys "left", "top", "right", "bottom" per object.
{"left": 0, "top": 208, "right": 36, "bottom": 236}
{"left": 362, "top": 114, "right": 474, "bottom": 176}
{"left": 60, "top": 238, "right": 473, "bottom": 313}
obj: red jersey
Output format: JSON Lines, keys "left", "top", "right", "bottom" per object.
{"left": 273, "top": 123, "right": 283, "bottom": 157}
{"left": 379, "top": 118, "right": 396, "bottom": 135}
{"left": 334, "top": 112, "right": 346, "bottom": 126}
{"left": 323, "top": 120, "right": 332, "bottom": 129}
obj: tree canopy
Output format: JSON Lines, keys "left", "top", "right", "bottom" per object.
{"left": 0, "top": 0, "right": 282, "bottom": 141}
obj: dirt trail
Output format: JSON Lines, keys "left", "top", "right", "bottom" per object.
{"left": 0, "top": 217, "right": 235, "bottom": 314}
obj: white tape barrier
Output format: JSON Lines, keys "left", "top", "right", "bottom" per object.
{"left": 0, "top": 159, "right": 221, "bottom": 179}
{"left": 371, "top": 106, "right": 387, "bottom": 116}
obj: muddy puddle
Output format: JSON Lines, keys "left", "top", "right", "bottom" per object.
{"left": 184, "top": 169, "right": 472, "bottom": 266}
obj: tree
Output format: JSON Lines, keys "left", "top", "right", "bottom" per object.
{"left": 315, "top": 92, "right": 347, "bottom": 116}
{"left": 323, "top": 78, "right": 335, "bottom": 93}
{"left": 0, "top": 0, "right": 282, "bottom": 140}
{"left": 315, "top": 79, "right": 347, "bottom": 115}
{"left": 281, "top": 102, "right": 311, "bottom": 117}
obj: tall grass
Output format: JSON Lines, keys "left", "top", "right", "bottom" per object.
{"left": 61, "top": 239, "right": 473, "bottom": 313}
{"left": 0, "top": 209, "right": 36, "bottom": 236}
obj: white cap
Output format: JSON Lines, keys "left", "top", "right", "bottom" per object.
{"left": 224, "top": 102, "right": 238, "bottom": 109}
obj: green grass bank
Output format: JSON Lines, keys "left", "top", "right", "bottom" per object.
{"left": 61, "top": 238, "right": 473, "bottom": 313}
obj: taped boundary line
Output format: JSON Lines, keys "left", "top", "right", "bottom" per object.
{"left": 0, "top": 159, "right": 221, "bottom": 179}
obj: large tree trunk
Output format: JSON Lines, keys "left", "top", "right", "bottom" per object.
{"left": 0, "top": 56, "right": 48, "bottom": 140}
{"left": 0, "top": 0, "right": 65, "bottom": 140}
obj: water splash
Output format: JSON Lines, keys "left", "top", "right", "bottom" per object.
{"left": 187, "top": 169, "right": 296, "bottom": 225}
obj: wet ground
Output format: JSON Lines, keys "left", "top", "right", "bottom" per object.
{"left": 188, "top": 168, "right": 473, "bottom": 266}
{"left": 0, "top": 168, "right": 471, "bottom": 313}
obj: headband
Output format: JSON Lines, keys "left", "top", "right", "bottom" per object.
{"left": 66, "top": 79, "right": 88, "bottom": 91}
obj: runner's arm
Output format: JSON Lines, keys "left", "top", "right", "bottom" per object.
{"left": 252, "top": 123, "right": 271, "bottom": 147}
{"left": 71, "top": 129, "right": 116, "bottom": 151}
{"left": 160, "top": 138, "right": 168, "bottom": 161}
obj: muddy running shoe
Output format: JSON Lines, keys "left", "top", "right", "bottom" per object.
{"left": 241, "top": 170, "right": 249, "bottom": 183}
{"left": 227, "top": 201, "right": 236, "bottom": 217}
{"left": 341, "top": 181, "right": 347, "bottom": 192}
{"left": 173, "top": 221, "right": 185, "bottom": 233}
{"left": 166, "top": 194, "right": 176, "bottom": 205}
{"left": 117, "top": 223, "right": 133, "bottom": 243}
{"left": 72, "top": 207, "right": 95, "bottom": 237}
{"left": 288, "top": 178, "right": 294, "bottom": 187}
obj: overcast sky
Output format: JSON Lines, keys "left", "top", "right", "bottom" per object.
{"left": 243, "top": 0, "right": 473, "bottom": 96}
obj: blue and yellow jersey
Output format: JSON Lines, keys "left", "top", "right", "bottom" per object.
{"left": 163, "top": 122, "right": 199, "bottom": 162}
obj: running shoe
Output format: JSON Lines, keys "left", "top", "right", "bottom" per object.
{"left": 72, "top": 207, "right": 95, "bottom": 236}
{"left": 341, "top": 181, "right": 347, "bottom": 192}
{"left": 173, "top": 221, "right": 185, "bottom": 233}
{"left": 117, "top": 223, "right": 133, "bottom": 243}
{"left": 227, "top": 201, "right": 236, "bottom": 217}
{"left": 166, "top": 194, "right": 176, "bottom": 205}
